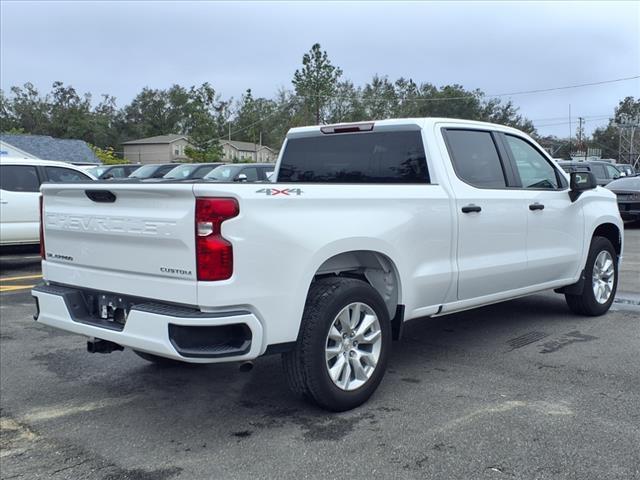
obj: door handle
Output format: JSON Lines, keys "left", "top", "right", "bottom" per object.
{"left": 461, "top": 204, "right": 482, "bottom": 213}
{"left": 529, "top": 203, "right": 545, "bottom": 211}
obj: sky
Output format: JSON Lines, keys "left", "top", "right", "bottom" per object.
{"left": 1, "top": 0, "right": 639, "bottom": 137}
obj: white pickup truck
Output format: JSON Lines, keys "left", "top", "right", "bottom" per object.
{"left": 33, "top": 118, "right": 623, "bottom": 411}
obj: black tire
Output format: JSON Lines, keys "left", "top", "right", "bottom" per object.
{"left": 565, "top": 236, "right": 618, "bottom": 316}
{"left": 282, "top": 277, "right": 391, "bottom": 412}
{"left": 133, "top": 350, "right": 185, "bottom": 366}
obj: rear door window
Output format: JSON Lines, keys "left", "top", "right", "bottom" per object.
{"left": 278, "top": 130, "right": 429, "bottom": 183}
{"left": 590, "top": 164, "right": 606, "bottom": 179}
{"left": 444, "top": 130, "right": 506, "bottom": 188}
{"left": 0, "top": 165, "right": 41, "bottom": 192}
{"left": 45, "top": 167, "right": 91, "bottom": 182}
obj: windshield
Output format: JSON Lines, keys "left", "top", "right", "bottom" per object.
{"left": 205, "top": 165, "right": 240, "bottom": 181}
{"left": 129, "top": 165, "right": 159, "bottom": 178}
{"left": 89, "top": 166, "right": 108, "bottom": 177}
{"left": 164, "top": 164, "right": 199, "bottom": 179}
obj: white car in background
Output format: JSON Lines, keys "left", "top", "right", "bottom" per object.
{"left": 0, "top": 158, "right": 95, "bottom": 246}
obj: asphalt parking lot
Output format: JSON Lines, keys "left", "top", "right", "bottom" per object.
{"left": 1, "top": 227, "right": 639, "bottom": 480}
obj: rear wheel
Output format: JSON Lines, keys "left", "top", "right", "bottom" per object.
{"left": 282, "top": 277, "right": 391, "bottom": 411}
{"left": 565, "top": 236, "right": 618, "bottom": 316}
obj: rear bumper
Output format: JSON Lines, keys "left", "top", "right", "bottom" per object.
{"left": 32, "top": 283, "right": 263, "bottom": 363}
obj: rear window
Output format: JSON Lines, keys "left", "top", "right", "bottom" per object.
{"left": 278, "top": 130, "right": 429, "bottom": 183}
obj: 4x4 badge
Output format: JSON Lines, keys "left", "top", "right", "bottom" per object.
{"left": 256, "top": 188, "right": 303, "bottom": 196}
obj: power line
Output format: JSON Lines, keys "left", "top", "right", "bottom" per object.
{"left": 534, "top": 116, "right": 612, "bottom": 128}
{"left": 488, "top": 75, "right": 639, "bottom": 97}
{"left": 287, "top": 75, "right": 640, "bottom": 102}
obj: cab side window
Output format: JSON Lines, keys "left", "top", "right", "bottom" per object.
{"left": 0, "top": 165, "right": 41, "bottom": 192}
{"left": 605, "top": 164, "right": 620, "bottom": 179}
{"left": 504, "top": 135, "right": 559, "bottom": 189}
{"left": 45, "top": 167, "right": 90, "bottom": 182}
{"left": 240, "top": 167, "right": 259, "bottom": 181}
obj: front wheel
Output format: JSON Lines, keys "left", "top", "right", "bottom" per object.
{"left": 282, "top": 277, "right": 391, "bottom": 411}
{"left": 565, "top": 236, "right": 618, "bottom": 316}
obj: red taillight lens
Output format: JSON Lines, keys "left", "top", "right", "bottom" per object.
{"left": 39, "top": 195, "right": 45, "bottom": 260}
{"left": 195, "top": 198, "right": 239, "bottom": 281}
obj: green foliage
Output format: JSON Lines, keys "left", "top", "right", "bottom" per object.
{"left": 1, "top": 126, "right": 25, "bottom": 135}
{"left": 90, "top": 144, "right": 127, "bottom": 165}
{"left": 184, "top": 145, "right": 223, "bottom": 163}
{"left": 293, "top": 43, "right": 343, "bottom": 124}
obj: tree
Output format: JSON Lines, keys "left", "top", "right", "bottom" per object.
{"left": 327, "top": 81, "right": 362, "bottom": 123}
{"left": 4, "top": 83, "right": 50, "bottom": 134}
{"left": 292, "top": 43, "right": 343, "bottom": 124}
{"left": 592, "top": 97, "right": 640, "bottom": 160}
{"left": 90, "top": 144, "right": 127, "bottom": 164}
{"left": 361, "top": 75, "right": 397, "bottom": 119}
{"left": 183, "top": 83, "right": 225, "bottom": 162}
{"left": 232, "top": 89, "right": 277, "bottom": 145}
{"left": 48, "top": 81, "right": 93, "bottom": 140}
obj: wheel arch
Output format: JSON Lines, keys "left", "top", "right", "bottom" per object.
{"left": 308, "top": 250, "right": 404, "bottom": 340}
{"left": 591, "top": 222, "right": 622, "bottom": 258}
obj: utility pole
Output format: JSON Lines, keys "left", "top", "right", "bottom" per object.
{"left": 578, "top": 117, "right": 586, "bottom": 161}
{"left": 228, "top": 122, "right": 231, "bottom": 141}
{"left": 617, "top": 114, "right": 640, "bottom": 169}
{"left": 568, "top": 104, "right": 572, "bottom": 159}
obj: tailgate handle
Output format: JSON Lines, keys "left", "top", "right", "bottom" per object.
{"left": 85, "top": 190, "right": 116, "bottom": 203}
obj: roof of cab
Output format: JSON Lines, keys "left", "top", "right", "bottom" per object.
{"left": 286, "top": 117, "right": 528, "bottom": 138}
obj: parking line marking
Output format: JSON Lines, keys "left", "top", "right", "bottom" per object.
{"left": 0, "top": 274, "right": 43, "bottom": 282}
{"left": 0, "top": 285, "right": 35, "bottom": 292}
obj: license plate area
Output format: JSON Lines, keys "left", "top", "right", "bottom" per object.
{"left": 96, "top": 293, "right": 131, "bottom": 325}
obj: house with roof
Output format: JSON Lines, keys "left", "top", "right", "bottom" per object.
{"left": 219, "top": 140, "right": 278, "bottom": 163}
{"left": 121, "top": 134, "right": 192, "bottom": 164}
{"left": 122, "top": 134, "right": 278, "bottom": 164}
{"left": 0, "top": 134, "right": 100, "bottom": 164}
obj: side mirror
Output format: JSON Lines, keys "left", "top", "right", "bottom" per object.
{"left": 236, "top": 173, "right": 248, "bottom": 182}
{"left": 569, "top": 171, "right": 597, "bottom": 202}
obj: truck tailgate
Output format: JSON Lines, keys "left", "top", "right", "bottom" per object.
{"left": 41, "top": 183, "right": 198, "bottom": 305}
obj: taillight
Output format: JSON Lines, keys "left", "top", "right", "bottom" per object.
{"left": 39, "top": 195, "right": 45, "bottom": 260}
{"left": 195, "top": 198, "right": 239, "bottom": 281}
